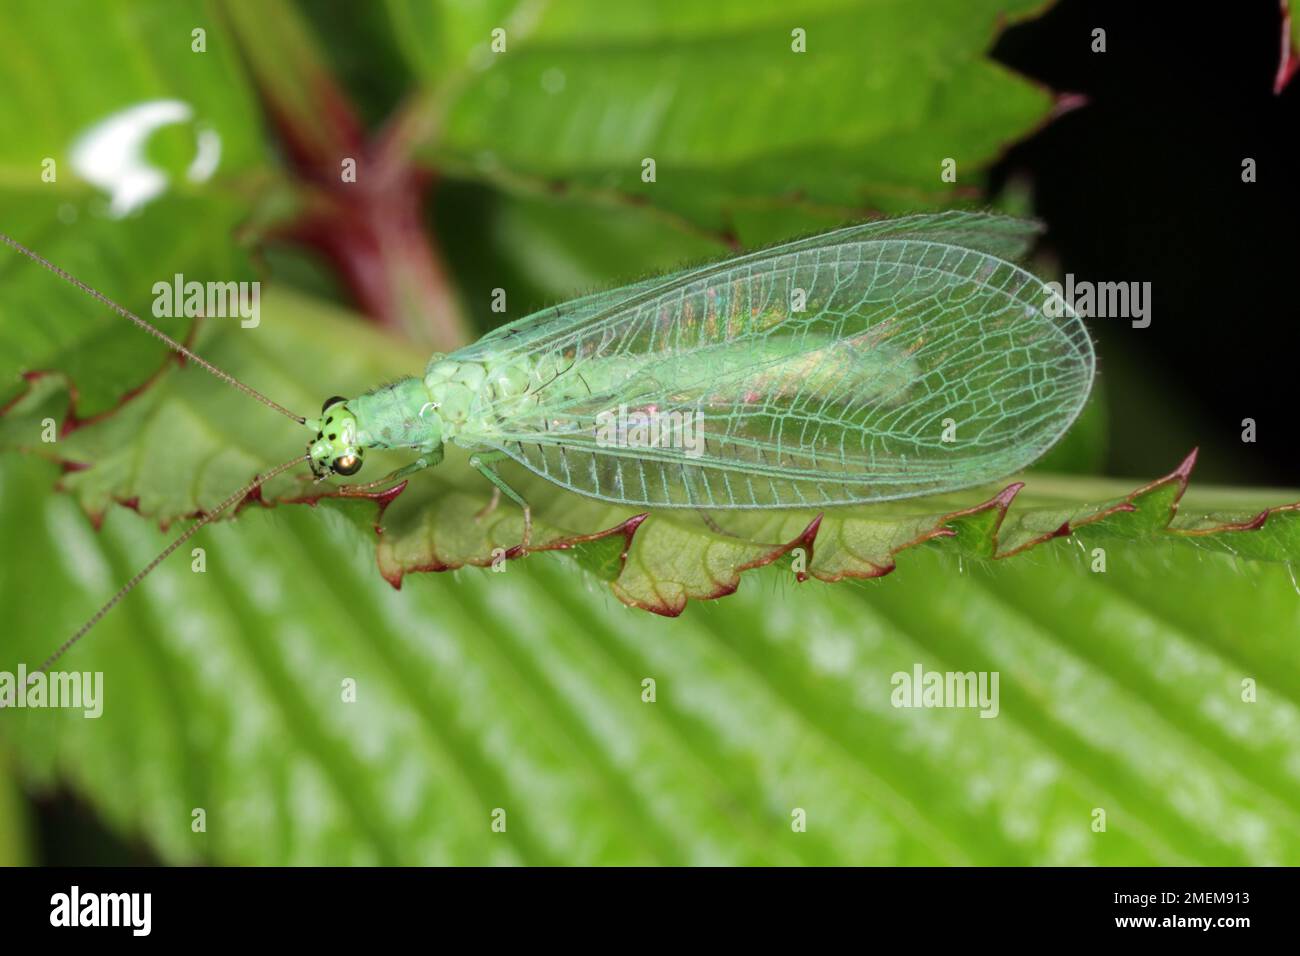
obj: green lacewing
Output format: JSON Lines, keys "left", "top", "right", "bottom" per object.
{"left": 1, "top": 210, "right": 1094, "bottom": 668}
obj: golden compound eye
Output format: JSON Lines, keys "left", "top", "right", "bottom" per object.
{"left": 333, "top": 454, "right": 362, "bottom": 476}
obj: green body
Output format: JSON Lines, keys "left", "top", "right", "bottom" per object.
{"left": 306, "top": 211, "right": 1095, "bottom": 510}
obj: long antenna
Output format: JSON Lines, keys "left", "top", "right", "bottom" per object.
{"left": 0, "top": 231, "right": 307, "bottom": 425}
{"left": 36, "top": 454, "right": 309, "bottom": 673}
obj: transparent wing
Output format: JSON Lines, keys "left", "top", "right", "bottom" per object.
{"left": 471, "top": 267, "right": 700, "bottom": 350}
{"left": 452, "top": 212, "right": 1092, "bottom": 509}
{"left": 459, "top": 211, "right": 1043, "bottom": 355}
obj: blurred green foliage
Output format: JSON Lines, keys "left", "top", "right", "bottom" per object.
{"left": 1, "top": 0, "right": 1298, "bottom": 865}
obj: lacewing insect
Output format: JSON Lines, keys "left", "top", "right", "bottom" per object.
{"left": 1, "top": 210, "right": 1095, "bottom": 670}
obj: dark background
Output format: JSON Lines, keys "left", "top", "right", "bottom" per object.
{"left": 992, "top": 0, "right": 1298, "bottom": 486}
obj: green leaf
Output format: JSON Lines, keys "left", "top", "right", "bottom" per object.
{"left": 4, "top": 0, "right": 1298, "bottom": 871}
{"left": 0, "top": 746, "right": 30, "bottom": 866}
{"left": 3, "top": 259, "right": 1299, "bottom": 869}
{"left": 398, "top": 0, "right": 1054, "bottom": 239}
{"left": 0, "top": 0, "right": 266, "bottom": 417}
{"left": 5, "top": 443, "right": 1300, "bottom": 865}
